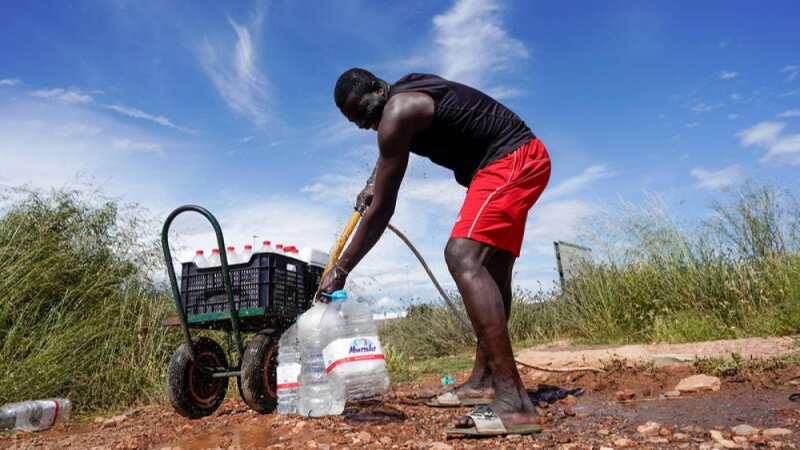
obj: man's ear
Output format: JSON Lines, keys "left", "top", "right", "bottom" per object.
{"left": 372, "top": 80, "right": 383, "bottom": 94}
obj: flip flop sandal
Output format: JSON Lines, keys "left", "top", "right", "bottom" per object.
{"left": 425, "top": 391, "right": 492, "bottom": 408}
{"left": 444, "top": 405, "right": 542, "bottom": 437}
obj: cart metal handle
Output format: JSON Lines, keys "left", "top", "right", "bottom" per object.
{"left": 161, "top": 204, "right": 245, "bottom": 374}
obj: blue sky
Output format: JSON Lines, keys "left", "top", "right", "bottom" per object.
{"left": 2, "top": 0, "right": 799, "bottom": 312}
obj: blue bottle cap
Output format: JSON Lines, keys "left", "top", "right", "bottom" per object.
{"left": 331, "top": 289, "right": 348, "bottom": 303}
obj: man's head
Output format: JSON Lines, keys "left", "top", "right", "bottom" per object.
{"left": 334, "top": 68, "right": 388, "bottom": 131}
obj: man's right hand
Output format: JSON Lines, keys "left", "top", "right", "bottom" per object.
{"left": 356, "top": 183, "right": 374, "bottom": 210}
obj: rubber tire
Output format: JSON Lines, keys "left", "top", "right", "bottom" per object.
{"left": 167, "top": 337, "right": 230, "bottom": 419}
{"left": 239, "top": 333, "right": 280, "bottom": 413}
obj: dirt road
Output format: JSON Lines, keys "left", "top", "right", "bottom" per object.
{"left": 3, "top": 337, "right": 799, "bottom": 449}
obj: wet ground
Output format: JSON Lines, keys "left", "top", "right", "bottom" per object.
{"left": 3, "top": 340, "right": 800, "bottom": 449}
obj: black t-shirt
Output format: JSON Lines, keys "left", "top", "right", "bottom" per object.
{"left": 389, "top": 73, "right": 535, "bottom": 187}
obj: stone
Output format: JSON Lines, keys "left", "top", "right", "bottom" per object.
{"left": 615, "top": 389, "right": 637, "bottom": 401}
{"left": 613, "top": 437, "right": 635, "bottom": 447}
{"left": 732, "top": 424, "right": 760, "bottom": 437}
{"left": 357, "top": 431, "right": 374, "bottom": 444}
{"left": 672, "top": 433, "right": 691, "bottom": 442}
{"left": 637, "top": 421, "right": 661, "bottom": 436}
{"left": 709, "top": 430, "right": 738, "bottom": 449}
{"left": 429, "top": 443, "right": 453, "bottom": 450}
{"left": 763, "top": 428, "right": 793, "bottom": 440}
{"left": 675, "top": 374, "right": 722, "bottom": 392}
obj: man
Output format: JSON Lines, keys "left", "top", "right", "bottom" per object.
{"left": 318, "top": 68, "right": 550, "bottom": 435}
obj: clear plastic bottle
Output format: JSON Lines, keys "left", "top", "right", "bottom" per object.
{"left": 207, "top": 248, "right": 221, "bottom": 267}
{"left": 297, "top": 303, "right": 345, "bottom": 416}
{"left": 322, "top": 290, "right": 390, "bottom": 399}
{"left": 225, "top": 246, "right": 239, "bottom": 265}
{"left": 275, "top": 244, "right": 284, "bottom": 254}
{"left": 240, "top": 245, "right": 254, "bottom": 264}
{"left": 259, "top": 240, "right": 274, "bottom": 253}
{"left": 0, "top": 398, "right": 73, "bottom": 432}
{"left": 191, "top": 250, "right": 208, "bottom": 268}
{"left": 276, "top": 322, "right": 301, "bottom": 415}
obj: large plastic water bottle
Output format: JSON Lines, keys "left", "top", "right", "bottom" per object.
{"left": 207, "top": 248, "right": 221, "bottom": 267}
{"left": 322, "top": 290, "right": 390, "bottom": 399}
{"left": 297, "top": 303, "right": 345, "bottom": 416}
{"left": 191, "top": 250, "right": 208, "bottom": 268}
{"left": 276, "top": 322, "right": 301, "bottom": 415}
{"left": 259, "top": 240, "right": 274, "bottom": 253}
{"left": 0, "top": 398, "right": 73, "bottom": 431}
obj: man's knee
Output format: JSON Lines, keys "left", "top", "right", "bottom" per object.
{"left": 445, "top": 239, "right": 485, "bottom": 277}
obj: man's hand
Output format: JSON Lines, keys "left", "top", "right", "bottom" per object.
{"left": 355, "top": 182, "right": 374, "bottom": 210}
{"left": 316, "top": 264, "right": 348, "bottom": 302}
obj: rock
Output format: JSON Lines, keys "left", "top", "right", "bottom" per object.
{"left": 615, "top": 389, "right": 636, "bottom": 401}
{"left": 648, "top": 437, "right": 670, "bottom": 444}
{"left": 732, "top": 424, "right": 760, "bottom": 437}
{"left": 560, "top": 395, "right": 578, "bottom": 405}
{"left": 671, "top": 433, "right": 691, "bottom": 442}
{"left": 709, "top": 430, "right": 738, "bottom": 449}
{"left": 675, "top": 374, "right": 722, "bottom": 392}
{"left": 429, "top": 443, "right": 453, "bottom": 450}
{"left": 637, "top": 421, "right": 661, "bottom": 436}
{"left": 763, "top": 428, "right": 793, "bottom": 440}
{"left": 379, "top": 436, "right": 393, "bottom": 445}
{"left": 681, "top": 425, "right": 706, "bottom": 437}
{"left": 562, "top": 406, "right": 576, "bottom": 417}
{"left": 661, "top": 390, "right": 682, "bottom": 398}
{"left": 597, "top": 428, "right": 611, "bottom": 436}
{"left": 613, "top": 437, "right": 635, "bottom": 447}
{"left": 357, "top": 431, "right": 374, "bottom": 443}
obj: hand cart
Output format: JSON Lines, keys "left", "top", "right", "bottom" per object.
{"left": 160, "top": 205, "right": 323, "bottom": 419}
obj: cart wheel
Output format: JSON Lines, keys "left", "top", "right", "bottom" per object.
{"left": 167, "top": 337, "right": 230, "bottom": 419}
{"left": 238, "top": 333, "right": 280, "bottom": 413}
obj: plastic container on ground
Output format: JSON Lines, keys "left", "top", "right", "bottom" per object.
{"left": 191, "top": 250, "right": 208, "bottom": 268}
{"left": 207, "top": 248, "right": 221, "bottom": 267}
{"left": 276, "top": 322, "right": 301, "bottom": 415}
{"left": 0, "top": 398, "right": 72, "bottom": 432}
{"left": 322, "top": 290, "right": 390, "bottom": 399}
{"left": 297, "top": 302, "right": 345, "bottom": 416}
{"left": 299, "top": 247, "right": 330, "bottom": 268}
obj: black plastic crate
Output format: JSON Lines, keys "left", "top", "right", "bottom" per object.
{"left": 180, "top": 252, "right": 320, "bottom": 319}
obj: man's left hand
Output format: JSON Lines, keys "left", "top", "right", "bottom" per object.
{"left": 316, "top": 265, "right": 348, "bottom": 302}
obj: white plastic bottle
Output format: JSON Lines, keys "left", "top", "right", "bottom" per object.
{"left": 207, "top": 248, "right": 221, "bottom": 267}
{"left": 240, "top": 245, "right": 254, "bottom": 264}
{"left": 191, "top": 250, "right": 208, "bottom": 268}
{"left": 276, "top": 322, "right": 301, "bottom": 415}
{"left": 297, "top": 303, "right": 345, "bottom": 416}
{"left": 0, "top": 398, "right": 73, "bottom": 432}
{"left": 299, "top": 247, "right": 330, "bottom": 268}
{"left": 225, "top": 246, "right": 239, "bottom": 265}
{"left": 259, "top": 240, "right": 274, "bottom": 253}
{"left": 322, "top": 290, "right": 390, "bottom": 399}
{"left": 275, "top": 244, "right": 285, "bottom": 254}
{"left": 285, "top": 246, "right": 301, "bottom": 261}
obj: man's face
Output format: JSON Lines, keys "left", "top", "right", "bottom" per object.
{"left": 340, "top": 88, "right": 386, "bottom": 131}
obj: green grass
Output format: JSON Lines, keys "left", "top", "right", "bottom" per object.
{"left": 379, "top": 180, "right": 800, "bottom": 381}
{"left": 693, "top": 352, "right": 800, "bottom": 378}
{"left": 0, "top": 185, "right": 179, "bottom": 413}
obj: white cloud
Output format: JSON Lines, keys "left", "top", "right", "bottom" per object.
{"left": 736, "top": 122, "right": 785, "bottom": 147}
{"left": 685, "top": 122, "right": 700, "bottom": 128}
{"left": 720, "top": 70, "right": 738, "bottom": 80}
{"left": 730, "top": 93, "right": 741, "bottom": 102}
{"left": 689, "top": 102, "right": 722, "bottom": 113}
{"left": 729, "top": 114, "right": 740, "bottom": 120}
{"left": 199, "top": 16, "right": 270, "bottom": 126}
{"left": 29, "top": 88, "right": 94, "bottom": 104}
{"left": 53, "top": 122, "right": 103, "bottom": 137}
{"left": 105, "top": 104, "right": 196, "bottom": 133}
{"left": 111, "top": 138, "right": 164, "bottom": 155}
{"left": 780, "top": 65, "right": 798, "bottom": 81}
{"left": 545, "top": 164, "right": 615, "bottom": 199}
{"left": 429, "top": 0, "right": 528, "bottom": 93}
{"left": 736, "top": 121, "right": 800, "bottom": 165}
{"left": 690, "top": 165, "right": 742, "bottom": 189}
{"left": 763, "top": 134, "right": 800, "bottom": 163}
{"left": 0, "top": 78, "right": 21, "bottom": 86}
{"left": 778, "top": 109, "right": 800, "bottom": 118}
{"left": 233, "top": 136, "right": 255, "bottom": 143}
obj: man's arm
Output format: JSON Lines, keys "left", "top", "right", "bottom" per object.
{"left": 355, "top": 164, "right": 378, "bottom": 210}
{"left": 318, "top": 93, "right": 433, "bottom": 295}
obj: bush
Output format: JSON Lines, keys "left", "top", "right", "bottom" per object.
{"left": 0, "top": 185, "right": 178, "bottom": 413}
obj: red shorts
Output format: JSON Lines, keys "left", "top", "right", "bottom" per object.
{"left": 450, "top": 138, "right": 551, "bottom": 257}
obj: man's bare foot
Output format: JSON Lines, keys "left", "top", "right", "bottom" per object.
{"left": 452, "top": 398, "right": 540, "bottom": 428}
{"left": 452, "top": 383, "right": 494, "bottom": 400}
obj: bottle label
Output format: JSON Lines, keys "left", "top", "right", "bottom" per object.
{"left": 276, "top": 363, "right": 301, "bottom": 389}
{"left": 40, "top": 400, "right": 59, "bottom": 428}
{"left": 323, "top": 336, "right": 385, "bottom": 374}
